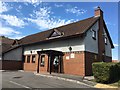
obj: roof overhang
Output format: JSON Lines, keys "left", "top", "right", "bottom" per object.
{"left": 37, "top": 50, "right": 64, "bottom": 56}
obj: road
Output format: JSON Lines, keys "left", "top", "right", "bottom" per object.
{"left": 2, "top": 71, "right": 99, "bottom": 89}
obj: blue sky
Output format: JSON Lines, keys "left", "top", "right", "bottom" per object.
{"left": 0, "top": 1, "right": 118, "bottom": 60}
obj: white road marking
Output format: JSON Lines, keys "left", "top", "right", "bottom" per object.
{"left": 9, "top": 81, "right": 30, "bottom": 89}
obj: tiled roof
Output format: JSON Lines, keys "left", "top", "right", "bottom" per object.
{"left": 1, "top": 36, "right": 14, "bottom": 53}
{"left": 2, "top": 16, "right": 114, "bottom": 54}
{"left": 20, "top": 16, "right": 99, "bottom": 45}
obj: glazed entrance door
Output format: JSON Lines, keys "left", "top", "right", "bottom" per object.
{"left": 52, "top": 56, "right": 59, "bottom": 73}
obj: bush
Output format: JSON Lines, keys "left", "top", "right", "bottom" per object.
{"left": 92, "top": 62, "right": 119, "bottom": 84}
{"left": 116, "top": 62, "right": 120, "bottom": 79}
{"left": 118, "top": 80, "right": 120, "bottom": 86}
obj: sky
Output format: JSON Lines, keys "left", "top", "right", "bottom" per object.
{"left": 0, "top": 1, "right": 118, "bottom": 60}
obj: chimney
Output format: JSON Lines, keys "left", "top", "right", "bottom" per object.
{"left": 94, "top": 6, "right": 103, "bottom": 17}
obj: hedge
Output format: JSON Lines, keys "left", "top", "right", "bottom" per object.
{"left": 118, "top": 80, "right": 120, "bottom": 86}
{"left": 92, "top": 62, "right": 120, "bottom": 84}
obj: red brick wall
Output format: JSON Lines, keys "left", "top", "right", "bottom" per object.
{"left": 84, "top": 51, "right": 112, "bottom": 76}
{"left": 24, "top": 63, "right": 37, "bottom": 71}
{"left": 23, "top": 54, "right": 49, "bottom": 73}
{"left": 23, "top": 51, "right": 112, "bottom": 76}
{"left": 0, "top": 60, "right": 23, "bottom": 70}
{"left": 23, "top": 54, "right": 38, "bottom": 72}
{"left": 85, "top": 51, "right": 98, "bottom": 76}
{"left": 63, "top": 51, "right": 85, "bottom": 76}
{"left": 39, "top": 54, "right": 48, "bottom": 73}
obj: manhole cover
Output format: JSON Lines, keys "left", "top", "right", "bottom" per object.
{"left": 13, "top": 76, "right": 22, "bottom": 79}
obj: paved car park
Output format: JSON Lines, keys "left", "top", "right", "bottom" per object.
{"left": 1, "top": 71, "right": 100, "bottom": 89}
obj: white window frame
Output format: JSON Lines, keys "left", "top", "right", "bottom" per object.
{"left": 105, "top": 36, "right": 107, "bottom": 45}
{"left": 92, "top": 29, "right": 96, "bottom": 40}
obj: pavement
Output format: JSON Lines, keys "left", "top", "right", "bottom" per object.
{"left": 34, "top": 72, "right": 96, "bottom": 87}
{"left": 1, "top": 70, "right": 98, "bottom": 89}
{"left": 33, "top": 72, "right": 119, "bottom": 89}
{"left": 1, "top": 70, "right": 119, "bottom": 89}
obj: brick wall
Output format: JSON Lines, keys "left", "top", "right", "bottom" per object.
{"left": 39, "top": 54, "right": 48, "bottom": 73}
{"left": 0, "top": 60, "right": 23, "bottom": 70}
{"left": 85, "top": 51, "right": 98, "bottom": 76}
{"left": 84, "top": 51, "right": 112, "bottom": 76}
{"left": 23, "top": 54, "right": 38, "bottom": 72}
{"left": 63, "top": 51, "right": 85, "bottom": 76}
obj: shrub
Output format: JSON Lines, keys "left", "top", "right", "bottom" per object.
{"left": 116, "top": 62, "right": 120, "bottom": 79}
{"left": 92, "top": 62, "right": 119, "bottom": 84}
{"left": 118, "top": 80, "right": 120, "bottom": 86}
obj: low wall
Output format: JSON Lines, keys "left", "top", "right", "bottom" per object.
{"left": 0, "top": 60, "right": 23, "bottom": 70}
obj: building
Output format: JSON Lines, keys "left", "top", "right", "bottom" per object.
{"left": 0, "top": 36, "right": 23, "bottom": 70}
{"left": 1, "top": 7, "right": 114, "bottom": 76}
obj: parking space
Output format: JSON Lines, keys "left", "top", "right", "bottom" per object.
{"left": 2, "top": 71, "right": 98, "bottom": 89}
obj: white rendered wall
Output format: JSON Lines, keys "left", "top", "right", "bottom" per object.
{"left": 24, "top": 37, "right": 85, "bottom": 55}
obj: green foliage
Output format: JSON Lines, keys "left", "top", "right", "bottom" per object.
{"left": 92, "top": 62, "right": 120, "bottom": 84}
{"left": 118, "top": 80, "right": 120, "bottom": 86}
{"left": 116, "top": 62, "right": 120, "bottom": 79}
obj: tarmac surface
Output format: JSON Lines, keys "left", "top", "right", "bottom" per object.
{"left": 1, "top": 70, "right": 99, "bottom": 89}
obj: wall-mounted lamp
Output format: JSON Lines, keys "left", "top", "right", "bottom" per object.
{"left": 69, "top": 46, "right": 72, "bottom": 52}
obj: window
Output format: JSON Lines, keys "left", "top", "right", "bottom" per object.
{"left": 48, "top": 29, "right": 63, "bottom": 39}
{"left": 40, "top": 55, "right": 45, "bottom": 66}
{"left": 105, "top": 37, "right": 107, "bottom": 45}
{"left": 51, "top": 31, "right": 60, "bottom": 37}
{"left": 32, "top": 55, "right": 36, "bottom": 63}
{"left": 92, "top": 29, "right": 96, "bottom": 40}
{"left": 27, "top": 56, "right": 30, "bottom": 63}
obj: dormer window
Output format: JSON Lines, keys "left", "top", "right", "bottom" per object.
{"left": 48, "top": 29, "right": 64, "bottom": 39}
{"left": 92, "top": 29, "right": 96, "bottom": 40}
{"left": 105, "top": 36, "right": 107, "bottom": 45}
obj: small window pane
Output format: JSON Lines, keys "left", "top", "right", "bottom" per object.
{"left": 40, "top": 55, "right": 45, "bottom": 66}
{"left": 32, "top": 55, "right": 36, "bottom": 63}
{"left": 92, "top": 30, "right": 96, "bottom": 40}
{"left": 105, "top": 37, "right": 107, "bottom": 45}
{"left": 27, "top": 56, "right": 30, "bottom": 63}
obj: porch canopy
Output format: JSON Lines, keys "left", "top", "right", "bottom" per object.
{"left": 37, "top": 50, "right": 64, "bottom": 56}
{"left": 37, "top": 50, "right": 64, "bottom": 74}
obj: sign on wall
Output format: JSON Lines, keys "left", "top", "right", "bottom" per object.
{"left": 70, "top": 53, "right": 75, "bottom": 58}
{"left": 66, "top": 56, "right": 69, "bottom": 60}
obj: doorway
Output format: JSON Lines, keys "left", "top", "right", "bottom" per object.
{"left": 52, "top": 56, "right": 59, "bottom": 73}
{"left": 37, "top": 50, "right": 64, "bottom": 74}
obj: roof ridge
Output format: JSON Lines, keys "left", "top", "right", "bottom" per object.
{"left": 20, "top": 16, "right": 96, "bottom": 40}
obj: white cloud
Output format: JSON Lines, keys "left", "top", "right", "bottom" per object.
{"left": 54, "top": 4, "right": 63, "bottom": 7}
{"left": 0, "top": 1, "right": 9, "bottom": 13}
{"left": 0, "top": 14, "right": 26, "bottom": 27}
{"left": 113, "top": 44, "right": 119, "bottom": 47}
{"left": 10, "top": 35, "right": 25, "bottom": 39}
{"left": 0, "top": 24, "right": 20, "bottom": 36}
{"left": 23, "top": 0, "right": 42, "bottom": 6}
{"left": 27, "top": 7, "right": 74, "bottom": 30}
{"left": 65, "top": 7, "right": 87, "bottom": 16}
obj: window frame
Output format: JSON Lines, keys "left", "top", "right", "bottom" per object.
{"left": 105, "top": 36, "right": 107, "bottom": 45}
{"left": 40, "top": 55, "right": 45, "bottom": 67}
{"left": 27, "top": 55, "right": 30, "bottom": 63}
{"left": 32, "top": 55, "right": 36, "bottom": 63}
{"left": 92, "top": 29, "right": 96, "bottom": 40}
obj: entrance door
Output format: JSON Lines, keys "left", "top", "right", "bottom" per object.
{"left": 52, "top": 56, "right": 59, "bottom": 73}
